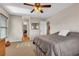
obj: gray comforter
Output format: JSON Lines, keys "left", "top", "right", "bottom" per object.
{"left": 33, "top": 32, "right": 79, "bottom": 56}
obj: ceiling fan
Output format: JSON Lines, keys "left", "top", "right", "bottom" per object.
{"left": 23, "top": 3, "right": 51, "bottom": 13}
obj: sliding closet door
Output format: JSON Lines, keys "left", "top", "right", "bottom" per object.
{"left": 0, "top": 14, "right": 8, "bottom": 56}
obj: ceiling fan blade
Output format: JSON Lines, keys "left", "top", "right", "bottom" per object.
{"left": 40, "top": 10, "right": 43, "bottom": 13}
{"left": 41, "top": 5, "right": 51, "bottom": 7}
{"left": 31, "top": 9, "right": 35, "bottom": 13}
{"left": 24, "top": 3, "right": 33, "bottom": 6}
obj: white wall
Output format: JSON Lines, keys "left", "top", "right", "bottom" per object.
{"left": 0, "top": 6, "right": 47, "bottom": 41}
{"left": 29, "top": 18, "right": 47, "bottom": 40}
{"left": 47, "top": 4, "right": 79, "bottom": 34}
{"left": 29, "top": 19, "right": 40, "bottom": 40}
{"left": 8, "top": 16, "right": 47, "bottom": 42}
{"left": 8, "top": 15, "right": 23, "bottom": 42}
{"left": 40, "top": 21, "right": 47, "bottom": 35}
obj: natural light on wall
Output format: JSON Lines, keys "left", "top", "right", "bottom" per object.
{"left": 4, "top": 5, "right": 31, "bottom": 14}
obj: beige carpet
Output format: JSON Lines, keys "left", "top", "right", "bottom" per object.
{"left": 5, "top": 41, "right": 36, "bottom": 56}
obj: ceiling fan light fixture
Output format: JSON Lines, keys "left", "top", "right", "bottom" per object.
{"left": 33, "top": 6, "right": 42, "bottom": 12}
{"left": 38, "top": 6, "right": 42, "bottom": 11}
{"left": 23, "top": 3, "right": 51, "bottom": 13}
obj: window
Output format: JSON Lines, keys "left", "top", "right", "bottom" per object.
{"left": 0, "top": 14, "right": 8, "bottom": 38}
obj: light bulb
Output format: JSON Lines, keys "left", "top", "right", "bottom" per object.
{"left": 33, "top": 6, "right": 42, "bottom": 12}
{"left": 38, "top": 7, "right": 42, "bottom": 11}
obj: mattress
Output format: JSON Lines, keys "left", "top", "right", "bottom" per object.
{"left": 33, "top": 32, "right": 79, "bottom": 56}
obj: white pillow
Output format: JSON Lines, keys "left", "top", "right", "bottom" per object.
{"left": 58, "top": 30, "right": 70, "bottom": 36}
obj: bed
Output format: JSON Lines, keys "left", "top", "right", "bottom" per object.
{"left": 33, "top": 32, "right": 79, "bottom": 56}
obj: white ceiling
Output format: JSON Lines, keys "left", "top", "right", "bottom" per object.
{"left": 0, "top": 3, "right": 74, "bottom": 20}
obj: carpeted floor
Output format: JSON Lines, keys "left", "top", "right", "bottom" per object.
{"left": 5, "top": 41, "right": 36, "bottom": 56}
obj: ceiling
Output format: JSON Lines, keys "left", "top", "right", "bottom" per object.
{"left": 0, "top": 3, "right": 74, "bottom": 20}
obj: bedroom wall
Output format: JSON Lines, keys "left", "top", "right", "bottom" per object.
{"left": 47, "top": 4, "right": 79, "bottom": 34}
{"left": 22, "top": 17, "right": 47, "bottom": 40}
{"left": 29, "top": 18, "right": 40, "bottom": 40}
{"left": 29, "top": 18, "right": 47, "bottom": 40}
{"left": 8, "top": 15, "right": 23, "bottom": 42}
{"left": 8, "top": 15, "right": 47, "bottom": 42}
{"left": 40, "top": 21, "right": 47, "bottom": 35}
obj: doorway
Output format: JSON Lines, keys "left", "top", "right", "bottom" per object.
{"left": 47, "top": 21, "right": 50, "bottom": 35}
{"left": 22, "top": 20, "right": 29, "bottom": 36}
